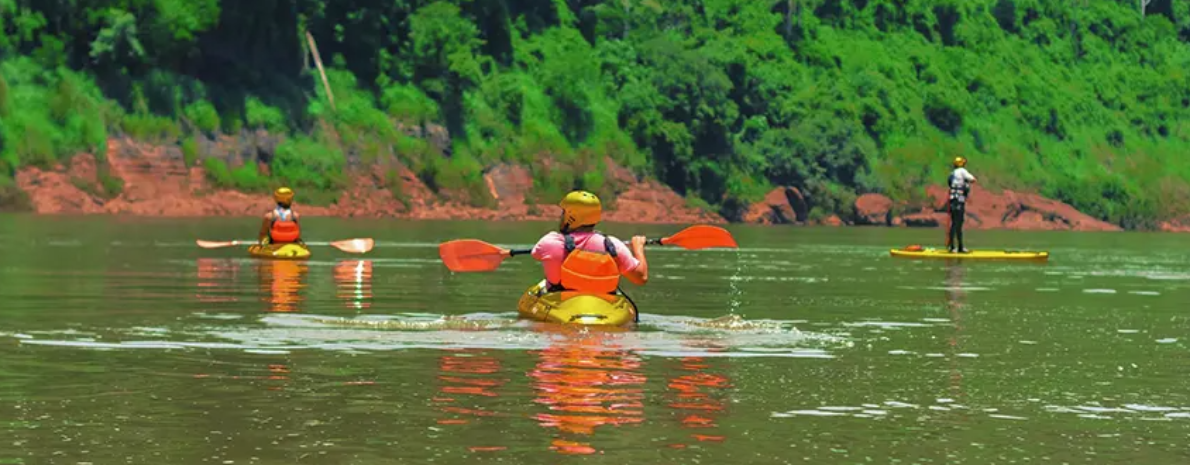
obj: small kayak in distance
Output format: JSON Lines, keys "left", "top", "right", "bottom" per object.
{"left": 890, "top": 247, "right": 1049, "bottom": 261}
{"left": 516, "top": 280, "right": 637, "bottom": 327}
{"left": 247, "top": 243, "right": 312, "bottom": 260}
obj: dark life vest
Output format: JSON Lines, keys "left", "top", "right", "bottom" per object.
{"left": 948, "top": 172, "right": 971, "bottom": 205}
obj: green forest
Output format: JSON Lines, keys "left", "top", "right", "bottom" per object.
{"left": 1, "top": 0, "right": 1188, "bottom": 227}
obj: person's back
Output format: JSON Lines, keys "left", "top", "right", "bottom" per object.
{"left": 530, "top": 190, "right": 647, "bottom": 294}
{"left": 533, "top": 230, "right": 639, "bottom": 293}
{"left": 948, "top": 166, "right": 975, "bottom": 204}
{"left": 260, "top": 187, "right": 302, "bottom": 245}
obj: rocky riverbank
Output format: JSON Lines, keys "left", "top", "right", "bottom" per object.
{"left": 739, "top": 183, "right": 1124, "bottom": 232}
{"left": 11, "top": 137, "right": 721, "bottom": 224}
{"left": 6, "top": 137, "right": 1170, "bottom": 232}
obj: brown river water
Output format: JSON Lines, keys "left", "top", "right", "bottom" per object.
{"left": 0, "top": 215, "right": 1187, "bottom": 464}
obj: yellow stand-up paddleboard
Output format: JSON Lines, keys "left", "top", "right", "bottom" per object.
{"left": 516, "top": 280, "right": 637, "bottom": 327}
{"left": 247, "top": 243, "right": 312, "bottom": 260}
{"left": 890, "top": 246, "right": 1048, "bottom": 261}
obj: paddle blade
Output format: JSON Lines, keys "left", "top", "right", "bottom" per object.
{"left": 196, "top": 240, "right": 244, "bottom": 249}
{"left": 330, "top": 238, "right": 374, "bottom": 254}
{"left": 661, "top": 225, "right": 738, "bottom": 250}
{"left": 439, "top": 239, "right": 509, "bottom": 272}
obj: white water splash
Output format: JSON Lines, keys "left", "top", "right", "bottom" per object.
{"left": 773, "top": 400, "right": 1190, "bottom": 422}
{"left": 727, "top": 248, "right": 744, "bottom": 315}
{"left": 10, "top": 312, "right": 851, "bottom": 359}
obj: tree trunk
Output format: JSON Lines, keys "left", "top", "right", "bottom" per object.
{"left": 1071, "top": 0, "right": 1081, "bottom": 60}
{"left": 621, "top": 0, "right": 630, "bottom": 39}
{"left": 305, "top": 31, "right": 336, "bottom": 112}
{"left": 785, "top": 0, "right": 793, "bottom": 39}
{"left": 796, "top": 0, "right": 803, "bottom": 33}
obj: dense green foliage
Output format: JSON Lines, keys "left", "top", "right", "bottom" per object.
{"left": 1, "top": 0, "right": 1189, "bottom": 226}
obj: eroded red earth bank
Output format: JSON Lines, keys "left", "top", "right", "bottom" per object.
{"left": 12, "top": 137, "right": 1177, "bottom": 232}
{"left": 14, "top": 138, "right": 720, "bottom": 224}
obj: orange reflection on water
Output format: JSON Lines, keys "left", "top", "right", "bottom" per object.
{"left": 666, "top": 341, "right": 730, "bottom": 448}
{"left": 265, "top": 363, "right": 291, "bottom": 391}
{"left": 529, "top": 327, "right": 646, "bottom": 455}
{"left": 332, "top": 260, "right": 373, "bottom": 310}
{"left": 434, "top": 349, "right": 507, "bottom": 426}
{"left": 192, "top": 361, "right": 291, "bottom": 392}
{"left": 195, "top": 258, "right": 240, "bottom": 303}
{"left": 257, "top": 260, "right": 308, "bottom": 313}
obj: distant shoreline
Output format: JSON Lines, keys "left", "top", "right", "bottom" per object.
{"left": 5, "top": 138, "right": 1187, "bottom": 233}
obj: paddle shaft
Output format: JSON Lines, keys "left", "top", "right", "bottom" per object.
{"left": 442, "top": 223, "right": 733, "bottom": 271}
{"left": 506, "top": 236, "right": 673, "bottom": 257}
{"left": 198, "top": 238, "right": 372, "bottom": 254}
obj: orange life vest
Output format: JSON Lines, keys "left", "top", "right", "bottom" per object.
{"left": 557, "top": 234, "right": 622, "bottom": 294}
{"left": 270, "top": 207, "right": 301, "bottom": 243}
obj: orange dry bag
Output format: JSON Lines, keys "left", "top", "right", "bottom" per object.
{"left": 558, "top": 234, "right": 622, "bottom": 294}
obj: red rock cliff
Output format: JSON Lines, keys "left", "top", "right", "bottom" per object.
{"left": 13, "top": 137, "right": 724, "bottom": 224}
{"left": 9, "top": 138, "right": 1160, "bottom": 232}
{"left": 742, "top": 184, "right": 1123, "bottom": 232}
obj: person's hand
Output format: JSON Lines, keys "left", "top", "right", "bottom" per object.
{"left": 630, "top": 235, "right": 647, "bottom": 253}
{"left": 500, "top": 248, "right": 512, "bottom": 257}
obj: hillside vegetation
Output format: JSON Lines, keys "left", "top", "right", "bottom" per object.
{"left": 1, "top": 0, "right": 1189, "bottom": 227}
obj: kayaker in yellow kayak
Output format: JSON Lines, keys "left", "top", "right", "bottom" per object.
{"left": 259, "top": 187, "right": 303, "bottom": 246}
{"left": 524, "top": 190, "right": 648, "bottom": 294}
{"left": 947, "top": 157, "right": 977, "bottom": 253}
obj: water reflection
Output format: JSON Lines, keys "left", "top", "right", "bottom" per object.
{"left": 195, "top": 258, "right": 239, "bottom": 303}
{"left": 433, "top": 348, "right": 511, "bottom": 453}
{"left": 197, "top": 258, "right": 371, "bottom": 312}
{"left": 423, "top": 326, "right": 741, "bottom": 455}
{"left": 257, "top": 260, "right": 308, "bottom": 312}
{"left": 665, "top": 339, "right": 729, "bottom": 448}
{"left": 333, "top": 260, "right": 373, "bottom": 310}
{"left": 195, "top": 258, "right": 296, "bottom": 391}
{"left": 944, "top": 263, "right": 969, "bottom": 411}
{"left": 434, "top": 348, "right": 507, "bottom": 426}
{"left": 528, "top": 327, "right": 646, "bottom": 455}
{"left": 264, "top": 362, "right": 291, "bottom": 391}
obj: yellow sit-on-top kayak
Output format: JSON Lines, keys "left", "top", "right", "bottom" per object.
{"left": 889, "top": 247, "right": 1048, "bottom": 261}
{"left": 247, "top": 242, "right": 312, "bottom": 260}
{"left": 516, "top": 280, "right": 637, "bottom": 327}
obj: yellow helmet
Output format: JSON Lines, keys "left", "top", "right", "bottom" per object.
{"left": 558, "top": 190, "right": 602, "bottom": 232}
{"left": 953, "top": 156, "right": 967, "bottom": 168}
{"left": 274, "top": 187, "right": 295, "bottom": 205}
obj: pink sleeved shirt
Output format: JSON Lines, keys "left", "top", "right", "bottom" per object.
{"left": 530, "top": 231, "right": 640, "bottom": 285}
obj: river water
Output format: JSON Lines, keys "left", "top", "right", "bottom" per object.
{"left": 0, "top": 215, "right": 1186, "bottom": 464}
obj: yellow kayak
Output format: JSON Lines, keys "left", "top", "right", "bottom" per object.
{"left": 890, "top": 247, "right": 1049, "bottom": 261}
{"left": 247, "top": 242, "right": 312, "bottom": 260}
{"left": 516, "top": 280, "right": 637, "bottom": 327}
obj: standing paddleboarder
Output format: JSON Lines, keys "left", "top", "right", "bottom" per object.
{"left": 947, "top": 157, "right": 977, "bottom": 253}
